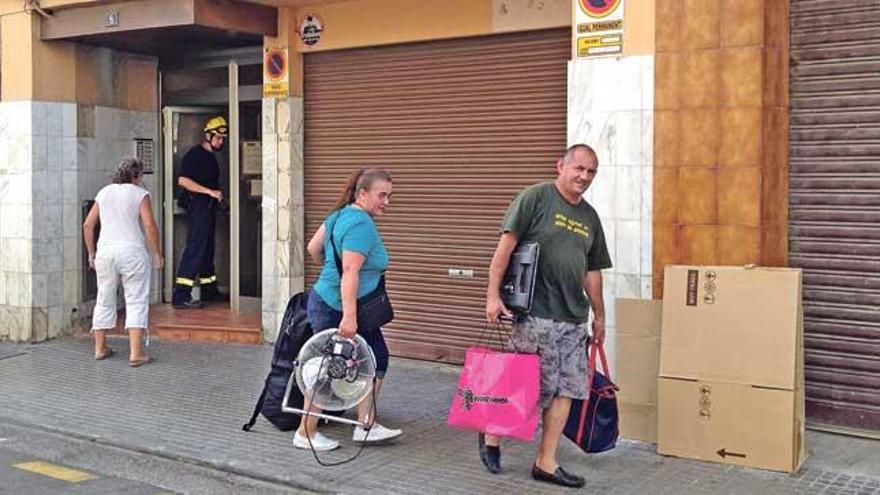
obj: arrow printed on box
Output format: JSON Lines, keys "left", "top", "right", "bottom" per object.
{"left": 716, "top": 448, "right": 747, "bottom": 459}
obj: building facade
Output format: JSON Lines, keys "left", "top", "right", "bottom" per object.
{"left": 0, "top": 0, "right": 876, "bottom": 433}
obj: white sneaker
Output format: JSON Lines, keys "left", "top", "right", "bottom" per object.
{"left": 293, "top": 431, "right": 340, "bottom": 451}
{"left": 353, "top": 423, "right": 402, "bottom": 443}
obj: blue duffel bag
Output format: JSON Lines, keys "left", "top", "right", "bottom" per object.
{"left": 564, "top": 342, "right": 619, "bottom": 453}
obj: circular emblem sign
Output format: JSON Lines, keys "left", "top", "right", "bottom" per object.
{"left": 300, "top": 15, "right": 323, "bottom": 46}
{"left": 579, "top": 0, "right": 622, "bottom": 18}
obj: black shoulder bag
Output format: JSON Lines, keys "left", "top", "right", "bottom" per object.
{"left": 326, "top": 212, "right": 394, "bottom": 334}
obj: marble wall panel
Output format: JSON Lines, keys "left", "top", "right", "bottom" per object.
{"left": 0, "top": 204, "right": 31, "bottom": 238}
{"left": 0, "top": 137, "right": 8, "bottom": 172}
{"left": 569, "top": 55, "right": 656, "bottom": 375}
{"left": 34, "top": 238, "right": 63, "bottom": 273}
{"left": 77, "top": 138, "right": 96, "bottom": 172}
{"left": 32, "top": 102, "right": 48, "bottom": 137}
{"left": 262, "top": 98, "right": 306, "bottom": 341}
{"left": 5, "top": 272, "right": 33, "bottom": 307}
{"left": 62, "top": 103, "right": 77, "bottom": 138}
{"left": 32, "top": 273, "right": 48, "bottom": 307}
{"left": 48, "top": 305, "right": 65, "bottom": 338}
{"left": 614, "top": 111, "right": 644, "bottom": 166}
{"left": 615, "top": 166, "right": 643, "bottom": 221}
{"left": 1, "top": 102, "right": 159, "bottom": 341}
{"left": 48, "top": 133, "right": 64, "bottom": 173}
{"left": 31, "top": 306, "right": 48, "bottom": 341}
{"left": 63, "top": 270, "right": 79, "bottom": 307}
{"left": 48, "top": 104, "right": 64, "bottom": 138}
{"left": 2, "top": 173, "right": 32, "bottom": 204}
{"left": 0, "top": 307, "right": 8, "bottom": 339}
{"left": 7, "top": 136, "right": 33, "bottom": 174}
{"left": 262, "top": 98, "right": 276, "bottom": 135}
{"left": 262, "top": 308, "right": 278, "bottom": 343}
{"left": 32, "top": 135, "right": 48, "bottom": 172}
{"left": 0, "top": 239, "right": 32, "bottom": 272}
{"left": 0, "top": 101, "right": 32, "bottom": 138}
{"left": 616, "top": 220, "right": 642, "bottom": 275}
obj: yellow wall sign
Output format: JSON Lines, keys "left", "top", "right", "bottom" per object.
{"left": 263, "top": 47, "right": 289, "bottom": 98}
{"left": 573, "top": 0, "right": 624, "bottom": 58}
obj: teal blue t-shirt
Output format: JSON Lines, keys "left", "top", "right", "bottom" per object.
{"left": 313, "top": 205, "right": 389, "bottom": 311}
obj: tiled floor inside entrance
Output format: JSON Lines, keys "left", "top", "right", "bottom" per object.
{"left": 102, "top": 302, "right": 262, "bottom": 344}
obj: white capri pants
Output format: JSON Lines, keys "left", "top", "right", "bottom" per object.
{"left": 92, "top": 247, "right": 152, "bottom": 331}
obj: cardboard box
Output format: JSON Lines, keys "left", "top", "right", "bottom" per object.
{"left": 616, "top": 298, "right": 662, "bottom": 442}
{"left": 619, "top": 402, "right": 657, "bottom": 443}
{"left": 660, "top": 266, "right": 802, "bottom": 389}
{"left": 242, "top": 141, "right": 262, "bottom": 175}
{"left": 617, "top": 298, "right": 663, "bottom": 337}
{"left": 618, "top": 334, "right": 660, "bottom": 405}
{"left": 657, "top": 265, "right": 807, "bottom": 472}
{"left": 658, "top": 378, "right": 807, "bottom": 473}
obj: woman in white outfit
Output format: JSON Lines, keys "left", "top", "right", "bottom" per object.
{"left": 83, "top": 158, "right": 164, "bottom": 366}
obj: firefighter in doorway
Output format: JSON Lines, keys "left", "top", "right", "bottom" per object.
{"left": 172, "top": 116, "right": 227, "bottom": 309}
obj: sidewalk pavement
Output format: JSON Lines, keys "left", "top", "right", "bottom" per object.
{"left": 0, "top": 337, "right": 878, "bottom": 494}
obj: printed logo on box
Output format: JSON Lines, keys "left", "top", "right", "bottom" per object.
{"left": 686, "top": 270, "right": 699, "bottom": 306}
{"left": 703, "top": 271, "right": 717, "bottom": 305}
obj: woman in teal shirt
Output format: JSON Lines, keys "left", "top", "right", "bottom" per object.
{"left": 295, "top": 168, "right": 402, "bottom": 451}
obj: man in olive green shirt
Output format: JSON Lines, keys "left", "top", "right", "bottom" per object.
{"left": 482, "top": 144, "right": 612, "bottom": 488}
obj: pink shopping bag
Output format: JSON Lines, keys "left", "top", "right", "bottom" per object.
{"left": 447, "top": 346, "right": 541, "bottom": 441}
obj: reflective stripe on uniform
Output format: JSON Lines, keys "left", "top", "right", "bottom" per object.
{"left": 199, "top": 275, "right": 217, "bottom": 284}
{"left": 175, "top": 277, "right": 195, "bottom": 287}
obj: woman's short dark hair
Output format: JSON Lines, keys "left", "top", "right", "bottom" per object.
{"left": 112, "top": 157, "right": 145, "bottom": 184}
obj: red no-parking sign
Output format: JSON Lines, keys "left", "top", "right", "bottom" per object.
{"left": 263, "top": 47, "right": 289, "bottom": 98}
{"left": 578, "top": 0, "right": 622, "bottom": 18}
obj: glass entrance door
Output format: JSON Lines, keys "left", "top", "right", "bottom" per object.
{"left": 162, "top": 107, "right": 230, "bottom": 307}
{"left": 161, "top": 54, "right": 262, "bottom": 315}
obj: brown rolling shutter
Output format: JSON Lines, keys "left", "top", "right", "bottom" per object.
{"left": 304, "top": 29, "right": 569, "bottom": 363}
{"left": 789, "top": 1, "right": 880, "bottom": 431}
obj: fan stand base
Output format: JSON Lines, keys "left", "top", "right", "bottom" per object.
{"left": 282, "top": 406, "right": 369, "bottom": 428}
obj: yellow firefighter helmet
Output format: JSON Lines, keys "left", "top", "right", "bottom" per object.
{"left": 204, "top": 116, "right": 228, "bottom": 137}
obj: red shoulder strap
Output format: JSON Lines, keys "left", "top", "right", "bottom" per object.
{"left": 577, "top": 340, "right": 610, "bottom": 443}
{"left": 589, "top": 342, "right": 611, "bottom": 381}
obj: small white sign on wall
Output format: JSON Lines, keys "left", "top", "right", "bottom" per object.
{"left": 572, "top": 0, "right": 624, "bottom": 58}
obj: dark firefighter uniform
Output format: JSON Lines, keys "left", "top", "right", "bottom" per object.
{"left": 172, "top": 121, "right": 226, "bottom": 307}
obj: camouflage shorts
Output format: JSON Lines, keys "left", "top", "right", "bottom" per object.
{"left": 509, "top": 316, "right": 590, "bottom": 409}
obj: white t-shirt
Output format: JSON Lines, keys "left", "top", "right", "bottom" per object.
{"left": 95, "top": 183, "right": 150, "bottom": 250}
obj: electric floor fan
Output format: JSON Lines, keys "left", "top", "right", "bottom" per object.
{"left": 281, "top": 328, "right": 377, "bottom": 430}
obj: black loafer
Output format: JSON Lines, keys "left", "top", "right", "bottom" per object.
{"left": 478, "top": 433, "right": 501, "bottom": 474}
{"left": 531, "top": 465, "right": 585, "bottom": 488}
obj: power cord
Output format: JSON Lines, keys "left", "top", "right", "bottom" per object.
{"left": 301, "top": 355, "right": 378, "bottom": 467}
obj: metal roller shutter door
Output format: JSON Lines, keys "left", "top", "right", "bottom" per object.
{"left": 790, "top": 0, "right": 880, "bottom": 431}
{"left": 304, "top": 29, "right": 569, "bottom": 363}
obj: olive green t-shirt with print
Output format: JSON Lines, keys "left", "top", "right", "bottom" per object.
{"left": 500, "top": 181, "right": 613, "bottom": 323}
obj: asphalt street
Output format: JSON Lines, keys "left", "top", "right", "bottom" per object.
{"left": 0, "top": 422, "right": 307, "bottom": 495}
